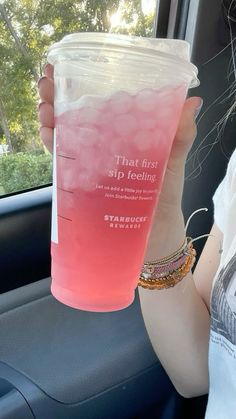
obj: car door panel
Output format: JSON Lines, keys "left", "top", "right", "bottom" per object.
{"left": 0, "top": 187, "right": 51, "bottom": 293}
{"left": 0, "top": 279, "right": 182, "bottom": 419}
{"left": 1, "top": 1, "right": 235, "bottom": 418}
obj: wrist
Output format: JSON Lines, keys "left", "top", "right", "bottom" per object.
{"left": 157, "top": 164, "right": 185, "bottom": 210}
{"left": 145, "top": 208, "right": 186, "bottom": 262}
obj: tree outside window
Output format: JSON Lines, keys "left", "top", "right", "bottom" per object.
{"left": 0, "top": 0, "right": 157, "bottom": 195}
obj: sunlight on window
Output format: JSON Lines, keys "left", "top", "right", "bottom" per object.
{"left": 41, "top": 24, "right": 55, "bottom": 37}
{"left": 110, "top": 11, "right": 123, "bottom": 28}
{"left": 141, "top": 0, "right": 156, "bottom": 16}
{"left": 110, "top": 9, "right": 138, "bottom": 32}
{"left": 110, "top": 0, "right": 156, "bottom": 34}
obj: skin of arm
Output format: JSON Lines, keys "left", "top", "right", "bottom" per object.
{"left": 139, "top": 203, "right": 222, "bottom": 398}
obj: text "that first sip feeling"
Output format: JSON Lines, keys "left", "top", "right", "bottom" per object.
{"left": 108, "top": 155, "right": 159, "bottom": 183}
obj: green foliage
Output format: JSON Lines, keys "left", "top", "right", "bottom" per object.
{"left": 0, "top": 0, "right": 156, "bottom": 194}
{"left": 0, "top": 152, "right": 52, "bottom": 195}
{"left": 0, "top": 0, "right": 156, "bottom": 157}
{"left": 111, "top": 0, "right": 154, "bottom": 36}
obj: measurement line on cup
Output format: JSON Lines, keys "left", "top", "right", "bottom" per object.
{"left": 57, "top": 187, "right": 74, "bottom": 194}
{"left": 57, "top": 154, "right": 76, "bottom": 160}
{"left": 58, "top": 214, "right": 72, "bottom": 222}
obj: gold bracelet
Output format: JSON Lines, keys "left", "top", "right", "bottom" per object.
{"left": 144, "top": 237, "right": 189, "bottom": 266}
{"left": 138, "top": 243, "right": 196, "bottom": 290}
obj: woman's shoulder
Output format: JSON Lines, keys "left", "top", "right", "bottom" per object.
{"left": 228, "top": 146, "right": 236, "bottom": 166}
{"left": 227, "top": 147, "right": 236, "bottom": 188}
{"left": 213, "top": 147, "right": 236, "bottom": 233}
{"left": 217, "top": 147, "right": 236, "bottom": 191}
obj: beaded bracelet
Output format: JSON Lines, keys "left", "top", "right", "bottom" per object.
{"left": 138, "top": 237, "right": 196, "bottom": 290}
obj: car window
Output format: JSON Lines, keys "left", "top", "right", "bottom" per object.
{"left": 0, "top": 0, "right": 157, "bottom": 197}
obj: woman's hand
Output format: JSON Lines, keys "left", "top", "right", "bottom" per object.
{"left": 38, "top": 64, "right": 202, "bottom": 210}
{"left": 38, "top": 64, "right": 54, "bottom": 153}
{"left": 158, "top": 96, "right": 202, "bottom": 211}
{"left": 144, "top": 96, "right": 202, "bottom": 261}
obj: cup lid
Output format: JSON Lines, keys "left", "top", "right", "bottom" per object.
{"left": 48, "top": 32, "right": 199, "bottom": 88}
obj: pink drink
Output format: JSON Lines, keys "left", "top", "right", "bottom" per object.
{"left": 51, "top": 85, "right": 187, "bottom": 311}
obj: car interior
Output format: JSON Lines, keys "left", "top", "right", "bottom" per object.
{"left": 0, "top": 0, "right": 236, "bottom": 418}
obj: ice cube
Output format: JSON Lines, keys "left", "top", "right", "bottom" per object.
{"left": 114, "top": 114, "right": 137, "bottom": 136}
{"left": 78, "top": 172, "right": 97, "bottom": 192}
{"left": 56, "top": 125, "right": 79, "bottom": 156}
{"left": 58, "top": 159, "right": 77, "bottom": 190}
{"left": 109, "top": 136, "right": 125, "bottom": 156}
{"left": 78, "top": 95, "right": 108, "bottom": 111}
{"left": 155, "top": 107, "right": 173, "bottom": 129}
{"left": 138, "top": 116, "right": 157, "bottom": 130}
{"left": 56, "top": 108, "right": 79, "bottom": 125}
{"left": 79, "top": 146, "right": 100, "bottom": 169}
{"left": 110, "top": 91, "right": 133, "bottom": 114}
{"left": 78, "top": 107, "right": 101, "bottom": 126}
{"left": 134, "top": 130, "right": 155, "bottom": 151}
{"left": 135, "top": 88, "right": 157, "bottom": 112}
{"left": 156, "top": 107, "right": 172, "bottom": 119}
{"left": 78, "top": 127, "right": 100, "bottom": 147}
{"left": 98, "top": 111, "right": 115, "bottom": 129}
{"left": 152, "top": 129, "right": 166, "bottom": 147}
{"left": 98, "top": 127, "right": 114, "bottom": 147}
{"left": 93, "top": 97, "right": 108, "bottom": 110}
{"left": 155, "top": 88, "right": 176, "bottom": 110}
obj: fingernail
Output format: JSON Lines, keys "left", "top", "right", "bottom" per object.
{"left": 37, "top": 75, "right": 47, "bottom": 87}
{"left": 38, "top": 101, "right": 46, "bottom": 110}
{"left": 195, "top": 98, "right": 203, "bottom": 119}
{"left": 44, "top": 63, "right": 51, "bottom": 73}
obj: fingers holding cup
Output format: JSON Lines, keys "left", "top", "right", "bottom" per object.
{"left": 38, "top": 76, "right": 54, "bottom": 105}
{"left": 169, "top": 96, "right": 203, "bottom": 162}
{"left": 38, "top": 65, "right": 54, "bottom": 151}
{"left": 39, "top": 126, "right": 54, "bottom": 153}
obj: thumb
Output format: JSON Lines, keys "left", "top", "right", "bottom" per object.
{"left": 169, "top": 96, "right": 203, "bottom": 162}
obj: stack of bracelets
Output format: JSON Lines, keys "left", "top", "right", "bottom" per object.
{"left": 138, "top": 237, "right": 196, "bottom": 290}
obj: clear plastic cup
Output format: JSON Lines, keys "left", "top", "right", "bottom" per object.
{"left": 47, "top": 32, "right": 199, "bottom": 312}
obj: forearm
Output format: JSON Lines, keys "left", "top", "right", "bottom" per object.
{"left": 139, "top": 208, "right": 210, "bottom": 398}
